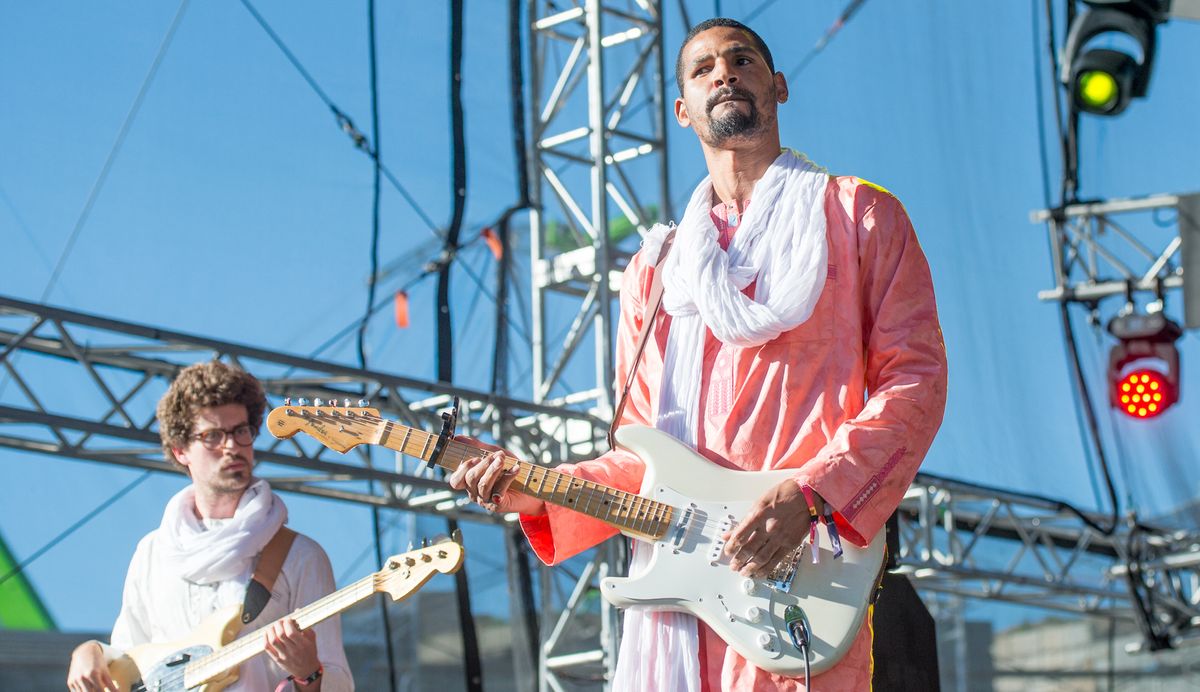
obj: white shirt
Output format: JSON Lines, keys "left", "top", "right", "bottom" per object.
{"left": 111, "top": 526, "right": 354, "bottom": 691}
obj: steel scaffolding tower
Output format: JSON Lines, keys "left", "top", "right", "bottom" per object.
{"left": 526, "top": 0, "right": 669, "bottom": 418}
{"left": 525, "top": 3, "right": 668, "bottom": 687}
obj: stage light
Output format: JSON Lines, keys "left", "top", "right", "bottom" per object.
{"left": 1116, "top": 369, "right": 1174, "bottom": 418}
{"left": 1108, "top": 310, "right": 1182, "bottom": 419}
{"left": 1060, "top": 1, "right": 1166, "bottom": 116}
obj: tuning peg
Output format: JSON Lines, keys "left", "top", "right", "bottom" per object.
{"left": 297, "top": 398, "right": 309, "bottom": 406}
{"left": 343, "top": 398, "right": 351, "bottom": 407}
{"left": 314, "top": 397, "right": 324, "bottom": 406}
{"left": 358, "top": 399, "right": 370, "bottom": 407}
{"left": 284, "top": 397, "right": 292, "bottom": 406}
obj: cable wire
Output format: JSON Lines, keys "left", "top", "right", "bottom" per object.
{"left": 354, "top": 1, "right": 397, "bottom": 689}
{"left": 41, "top": 0, "right": 190, "bottom": 302}
{"left": 236, "top": 0, "right": 441, "bottom": 235}
{"left": 785, "top": 0, "right": 870, "bottom": 81}
{"left": 0, "top": 472, "right": 152, "bottom": 587}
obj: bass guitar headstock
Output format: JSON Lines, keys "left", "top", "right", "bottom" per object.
{"left": 375, "top": 532, "right": 465, "bottom": 601}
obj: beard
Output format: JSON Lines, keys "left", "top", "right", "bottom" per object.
{"left": 704, "top": 85, "right": 762, "bottom": 145}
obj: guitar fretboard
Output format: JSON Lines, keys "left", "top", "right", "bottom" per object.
{"left": 294, "top": 409, "right": 675, "bottom": 540}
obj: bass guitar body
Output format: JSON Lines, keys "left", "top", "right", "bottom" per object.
{"left": 108, "top": 605, "right": 243, "bottom": 692}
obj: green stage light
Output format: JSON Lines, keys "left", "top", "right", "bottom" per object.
{"left": 1061, "top": 2, "right": 1165, "bottom": 117}
{"left": 1078, "top": 70, "right": 1120, "bottom": 112}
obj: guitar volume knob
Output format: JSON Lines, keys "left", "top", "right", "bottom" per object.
{"left": 741, "top": 578, "right": 756, "bottom": 595}
{"left": 745, "top": 606, "right": 764, "bottom": 623}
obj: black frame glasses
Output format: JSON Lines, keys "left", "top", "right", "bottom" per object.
{"left": 190, "top": 424, "right": 258, "bottom": 449}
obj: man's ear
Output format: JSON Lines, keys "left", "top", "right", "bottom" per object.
{"left": 674, "top": 96, "right": 691, "bottom": 128}
{"left": 172, "top": 446, "right": 190, "bottom": 469}
{"left": 774, "top": 71, "right": 789, "bottom": 104}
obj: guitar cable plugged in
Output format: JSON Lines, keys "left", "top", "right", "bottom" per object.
{"left": 784, "top": 605, "right": 812, "bottom": 688}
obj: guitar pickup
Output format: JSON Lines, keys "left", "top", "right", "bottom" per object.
{"left": 670, "top": 506, "right": 695, "bottom": 548}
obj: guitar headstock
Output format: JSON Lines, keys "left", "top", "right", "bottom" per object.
{"left": 376, "top": 535, "right": 466, "bottom": 601}
{"left": 267, "top": 404, "right": 383, "bottom": 453}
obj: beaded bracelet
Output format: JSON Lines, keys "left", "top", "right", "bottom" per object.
{"left": 291, "top": 666, "right": 323, "bottom": 687}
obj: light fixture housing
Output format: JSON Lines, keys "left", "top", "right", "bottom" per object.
{"left": 1107, "top": 311, "right": 1183, "bottom": 419}
{"left": 1061, "top": 1, "right": 1166, "bottom": 116}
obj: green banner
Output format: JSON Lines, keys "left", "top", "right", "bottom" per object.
{"left": 0, "top": 531, "right": 56, "bottom": 631}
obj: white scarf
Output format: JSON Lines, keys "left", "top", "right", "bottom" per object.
{"left": 613, "top": 149, "right": 829, "bottom": 691}
{"left": 154, "top": 479, "right": 287, "bottom": 605}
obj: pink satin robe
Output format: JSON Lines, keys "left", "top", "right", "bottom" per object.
{"left": 520, "top": 175, "right": 949, "bottom": 690}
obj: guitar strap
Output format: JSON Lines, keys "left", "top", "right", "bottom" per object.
{"left": 241, "top": 526, "right": 298, "bottom": 624}
{"left": 608, "top": 230, "right": 676, "bottom": 450}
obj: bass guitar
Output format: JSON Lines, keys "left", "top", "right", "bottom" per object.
{"left": 268, "top": 403, "right": 885, "bottom": 676}
{"left": 107, "top": 536, "right": 464, "bottom": 691}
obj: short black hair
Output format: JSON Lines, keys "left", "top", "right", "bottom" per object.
{"left": 675, "top": 18, "right": 776, "bottom": 94}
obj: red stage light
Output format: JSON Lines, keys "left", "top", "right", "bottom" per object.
{"left": 1116, "top": 369, "right": 1174, "bottom": 419}
{"left": 1107, "top": 312, "right": 1183, "bottom": 421}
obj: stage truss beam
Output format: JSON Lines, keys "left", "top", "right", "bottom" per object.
{"left": 1034, "top": 192, "right": 1196, "bottom": 311}
{"left": 0, "top": 294, "right": 608, "bottom": 524}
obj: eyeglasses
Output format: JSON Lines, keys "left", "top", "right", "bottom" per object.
{"left": 190, "top": 423, "right": 258, "bottom": 449}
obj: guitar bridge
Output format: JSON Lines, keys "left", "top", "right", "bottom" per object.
{"left": 763, "top": 544, "right": 805, "bottom": 592}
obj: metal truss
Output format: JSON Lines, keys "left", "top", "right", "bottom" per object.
{"left": 1033, "top": 192, "right": 1197, "bottom": 311}
{"left": 0, "top": 294, "right": 608, "bottom": 523}
{"left": 7, "top": 295, "right": 1199, "bottom": 677}
{"left": 538, "top": 540, "right": 624, "bottom": 692}
{"left": 527, "top": 0, "right": 669, "bottom": 414}
{"left": 899, "top": 472, "right": 1200, "bottom": 642}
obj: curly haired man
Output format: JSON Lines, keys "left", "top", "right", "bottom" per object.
{"left": 68, "top": 361, "right": 354, "bottom": 691}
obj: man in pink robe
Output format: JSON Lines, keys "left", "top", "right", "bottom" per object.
{"left": 452, "top": 17, "right": 947, "bottom": 691}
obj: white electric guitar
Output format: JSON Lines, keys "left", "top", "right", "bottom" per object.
{"left": 269, "top": 404, "right": 886, "bottom": 676}
{"left": 106, "top": 537, "right": 464, "bottom": 691}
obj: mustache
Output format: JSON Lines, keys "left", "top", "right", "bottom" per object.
{"left": 221, "top": 453, "right": 251, "bottom": 465}
{"left": 706, "top": 85, "right": 754, "bottom": 113}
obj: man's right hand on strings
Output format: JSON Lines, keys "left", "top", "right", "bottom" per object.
{"left": 448, "top": 436, "right": 546, "bottom": 516}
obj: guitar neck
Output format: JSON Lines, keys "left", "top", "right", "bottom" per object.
{"left": 375, "top": 418, "right": 674, "bottom": 540}
{"left": 185, "top": 573, "right": 377, "bottom": 685}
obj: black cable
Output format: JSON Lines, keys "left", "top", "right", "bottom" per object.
{"left": 1057, "top": 303, "right": 1122, "bottom": 534}
{"left": 437, "top": 3, "right": 484, "bottom": 690}
{"left": 1034, "top": 0, "right": 1108, "bottom": 515}
{"left": 497, "top": 2, "right": 539, "bottom": 684}
{"left": 236, "top": 0, "right": 440, "bottom": 235}
{"left": 354, "top": 1, "right": 398, "bottom": 689}
{"left": 1042, "top": 0, "right": 1169, "bottom": 652}
{"left": 492, "top": 0, "right": 534, "bottom": 398}
{"left": 0, "top": 472, "right": 151, "bottom": 587}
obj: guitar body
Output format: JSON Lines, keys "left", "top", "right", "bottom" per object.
{"left": 108, "top": 604, "right": 243, "bottom": 692}
{"left": 603, "top": 425, "right": 886, "bottom": 677}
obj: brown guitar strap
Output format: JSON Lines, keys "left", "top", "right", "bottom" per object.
{"left": 608, "top": 230, "right": 676, "bottom": 450}
{"left": 241, "top": 526, "right": 297, "bottom": 624}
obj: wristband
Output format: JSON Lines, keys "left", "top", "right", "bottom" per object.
{"left": 800, "top": 484, "right": 821, "bottom": 564}
{"left": 291, "top": 666, "right": 323, "bottom": 687}
{"left": 822, "top": 503, "right": 844, "bottom": 560}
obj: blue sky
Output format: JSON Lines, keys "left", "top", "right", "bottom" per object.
{"left": 2, "top": 0, "right": 1199, "bottom": 635}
